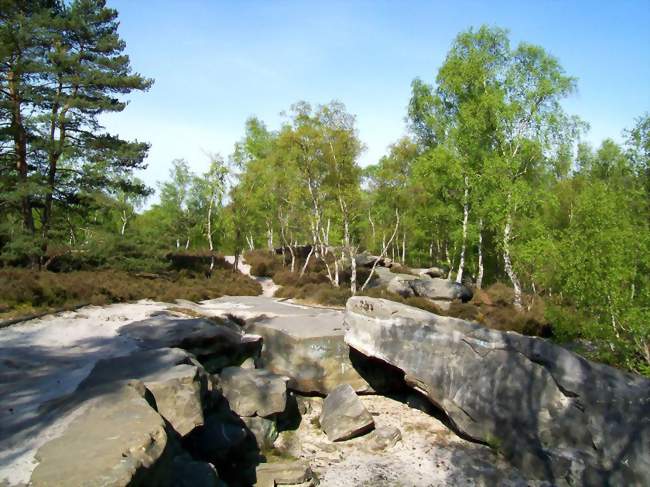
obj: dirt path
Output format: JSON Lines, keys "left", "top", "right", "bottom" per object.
{"left": 225, "top": 255, "right": 279, "bottom": 297}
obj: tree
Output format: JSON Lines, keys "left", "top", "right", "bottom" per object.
{"left": 0, "top": 0, "right": 152, "bottom": 266}
{"left": 409, "top": 26, "right": 579, "bottom": 307}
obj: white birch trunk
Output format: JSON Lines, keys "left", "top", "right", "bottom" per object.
{"left": 503, "top": 217, "right": 522, "bottom": 309}
{"left": 477, "top": 219, "right": 484, "bottom": 290}
{"left": 456, "top": 176, "right": 469, "bottom": 284}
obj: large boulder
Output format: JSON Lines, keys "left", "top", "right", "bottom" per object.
{"left": 344, "top": 297, "right": 650, "bottom": 485}
{"left": 118, "top": 315, "right": 261, "bottom": 370}
{"left": 30, "top": 381, "right": 171, "bottom": 487}
{"left": 407, "top": 277, "right": 472, "bottom": 302}
{"left": 219, "top": 366, "right": 287, "bottom": 417}
{"left": 386, "top": 273, "right": 417, "bottom": 297}
{"left": 319, "top": 384, "right": 375, "bottom": 441}
{"left": 217, "top": 297, "right": 370, "bottom": 394}
{"left": 79, "top": 348, "right": 207, "bottom": 437}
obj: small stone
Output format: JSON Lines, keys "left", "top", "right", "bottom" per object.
{"left": 367, "top": 426, "right": 402, "bottom": 451}
{"left": 255, "top": 460, "right": 313, "bottom": 487}
{"left": 319, "top": 384, "right": 374, "bottom": 442}
{"left": 219, "top": 366, "right": 287, "bottom": 417}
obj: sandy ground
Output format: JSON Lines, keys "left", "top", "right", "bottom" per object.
{"left": 0, "top": 300, "right": 168, "bottom": 486}
{"left": 278, "top": 395, "right": 548, "bottom": 487}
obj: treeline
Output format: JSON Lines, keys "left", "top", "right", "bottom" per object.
{"left": 1, "top": 5, "right": 648, "bottom": 373}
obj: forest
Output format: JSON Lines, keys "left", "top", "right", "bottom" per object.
{"left": 1, "top": 1, "right": 648, "bottom": 376}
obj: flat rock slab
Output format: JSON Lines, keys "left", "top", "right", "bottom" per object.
{"left": 344, "top": 296, "right": 650, "bottom": 485}
{"left": 0, "top": 301, "right": 169, "bottom": 486}
{"left": 319, "top": 384, "right": 375, "bottom": 442}
{"left": 219, "top": 366, "right": 287, "bottom": 417}
{"left": 118, "top": 314, "right": 260, "bottom": 361}
{"left": 255, "top": 460, "right": 313, "bottom": 487}
{"left": 201, "top": 296, "right": 371, "bottom": 394}
{"left": 30, "top": 381, "right": 169, "bottom": 487}
{"left": 79, "top": 347, "right": 207, "bottom": 437}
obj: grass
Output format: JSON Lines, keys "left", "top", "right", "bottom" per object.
{"left": 0, "top": 267, "right": 261, "bottom": 321}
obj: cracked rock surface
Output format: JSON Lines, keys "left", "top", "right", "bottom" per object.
{"left": 344, "top": 296, "right": 650, "bottom": 485}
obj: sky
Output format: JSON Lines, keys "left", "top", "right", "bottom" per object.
{"left": 101, "top": 0, "right": 650, "bottom": 190}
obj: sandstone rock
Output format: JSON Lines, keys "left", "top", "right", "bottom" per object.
{"left": 242, "top": 416, "right": 279, "bottom": 450}
{"left": 344, "top": 297, "right": 650, "bottom": 485}
{"left": 118, "top": 315, "right": 261, "bottom": 368}
{"left": 255, "top": 460, "right": 313, "bottom": 487}
{"left": 408, "top": 277, "right": 472, "bottom": 302}
{"left": 319, "top": 384, "right": 375, "bottom": 441}
{"left": 240, "top": 357, "right": 256, "bottom": 369}
{"left": 386, "top": 274, "right": 417, "bottom": 297}
{"left": 185, "top": 410, "right": 249, "bottom": 462}
{"left": 414, "top": 267, "right": 446, "bottom": 278}
{"left": 30, "top": 381, "right": 170, "bottom": 487}
{"left": 367, "top": 426, "right": 402, "bottom": 451}
{"left": 171, "top": 453, "right": 222, "bottom": 487}
{"left": 235, "top": 298, "right": 369, "bottom": 394}
{"left": 219, "top": 366, "right": 287, "bottom": 417}
{"left": 79, "top": 348, "right": 206, "bottom": 437}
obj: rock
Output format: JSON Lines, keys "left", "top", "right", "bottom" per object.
{"left": 414, "top": 267, "right": 446, "bottom": 278}
{"left": 355, "top": 251, "right": 392, "bottom": 268}
{"left": 240, "top": 357, "right": 256, "bottom": 369}
{"left": 79, "top": 348, "right": 207, "bottom": 437}
{"left": 386, "top": 274, "right": 417, "bottom": 297}
{"left": 118, "top": 314, "right": 261, "bottom": 369}
{"left": 255, "top": 460, "right": 313, "bottom": 487}
{"left": 344, "top": 297, "right": 650, "bottom": 485}
{"left": 219, "top": 366, "right": 287, "bottom": 417}
{"left": 367, "top": 426, "right": 402, "bottom": 451}
{"left": 408, "top": 277, "right": 473, "bottom": 302}
{"left": 242, "top": 416, "right": 279, "bottom": 450}
{"left": 30, "top": 381, "right": 170, "bottom": 487}
{"left": 185, "top": 410, "right": 249, "bottom": 461}
{"left": 171, "top": 453, "right": 222, "bottom": 487}
{"left": 224, "top": 297, "right": 370, "bottom": 394}
{"left": 319, "top": 384, "right": 375, "bottom": 442}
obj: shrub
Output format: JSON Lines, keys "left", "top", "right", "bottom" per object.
{"left": 0, "top": 267, "right": 261, "bottom": 319}
{"left": 244, "top": 250, "right": 283, "bottom": 277}
{"left": 485, "top": 282, "right": 514, "bottom": 306}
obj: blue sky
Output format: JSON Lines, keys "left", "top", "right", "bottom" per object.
{"left": 101, "top": 0, "right": 650, "bottom": 188}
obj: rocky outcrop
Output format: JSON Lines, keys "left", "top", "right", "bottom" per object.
{"left": 118, "top": 314, "right": 261, "bottom": 371}
{"left": 319, "top": 384, "right": 375, "bottom": 441}
{"left": 219, "top": 367, "right": 287, "bottom": 418}
{"left": 222, "top": 297, "right": 370, "bottom": 394}
{"left": 79, "top": 347, "right": 208, "bottom": 437}
{"left": 30, "top": 381, "right": 170, "bottom": 487}
{"left": 344, "top": 297, "right": 650, "bottom": 485}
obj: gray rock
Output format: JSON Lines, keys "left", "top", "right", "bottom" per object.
{"left": 171, "top": 454, "right": 222, "bottom": 487}
{"left": 79, "top": 348, "right": 207, "bottom": 437}
{"left": 344, "top": 297, "right": 650, "bottom": 485}
{"left": 413, "top": 267, "right": 446, "bottom": 278}
{"left": 30, "top": 381, "right": 170, "bottom": 487}
{"left": 118, "top": 315, "right": 261, "bottom": 366}
{"left": 367, "top": 426, "right": 402, "bottom": 451}
{"left": 386, "top": 274, "right": 417, "bottom": 297}
{"left": 219, "top": 366, "right": 287, "bottom": 417}
{"left": 242, "top": 416, "right": 279, "bottom": 449}
{"left": 255, "top": 460, "right": 313, "bottom": 487}
{"left": 243, "top": 302, "right": 370, "bottom": 394}
{"left": 408, "top": 277, "right": 472, "bottom": 302}
{"left": 319, "top": 384, "right": 375, "bottom": 442}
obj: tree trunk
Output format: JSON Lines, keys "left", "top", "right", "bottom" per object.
{"left": 120, "top": 210, "right": 128, "bottom": 236}
{"left": 456, "top": 176, "right": 469, "bottom": 284}
{"left": 477, "top": 218, "right": 484, "bottom": 290}
{"left": 503, "top": 217, "right": 522, "bottom": 309}
{"left": 300, "top": 246, "right": 314, "bottom": 276}
{"left": 185, "top": 237, "right": 190, "bottom": 250}
{"left": 401, "top": 231, "right": 406, "bottom": 264}
{"left": 266, "top": 222, "right": 274, "bottom": 251}
{"left": 8, "top": 70, "right": 34, "bottom": 237}
{"left": 350, "top": 247, "right": 357, "bottom": 295}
